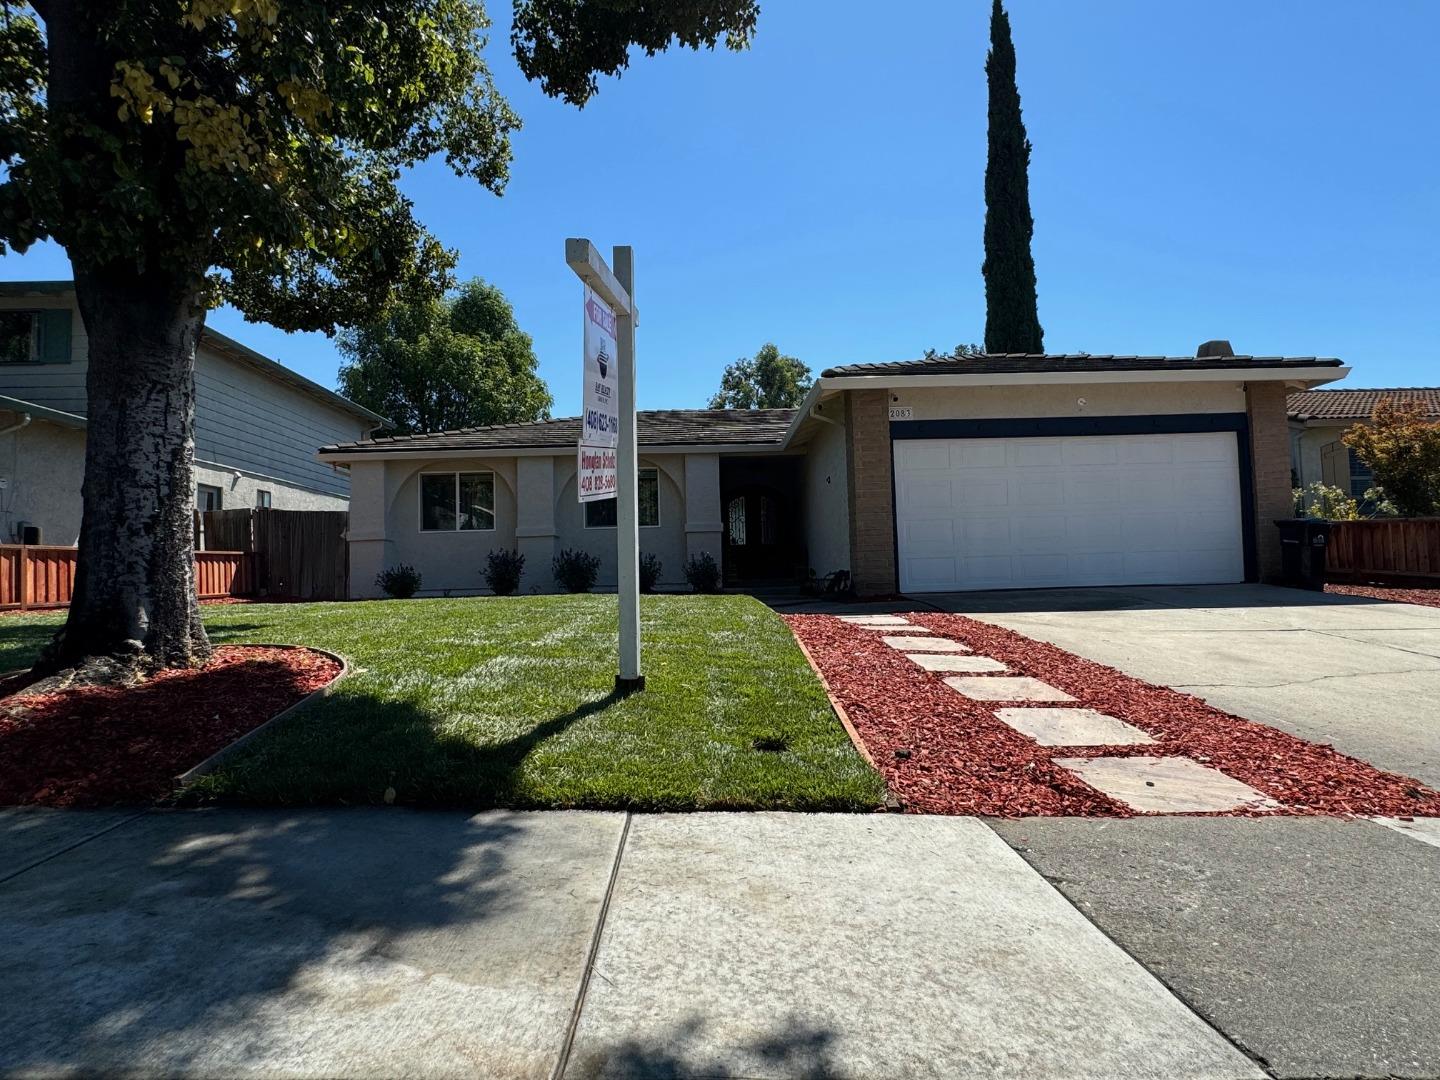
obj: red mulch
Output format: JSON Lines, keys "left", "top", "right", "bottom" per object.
{"left": 1326, "top": 583, "right": 1440, "bottom": 609}
{"left": 0, "top": 646, "right": 341, "bottom": 807}
{"left": 786, "top": 613, "right": 1440, "bottom": 818}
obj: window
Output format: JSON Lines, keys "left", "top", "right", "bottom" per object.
{"left": 585, "top": 468, "right": 659, "bottom": 528}
{"left": 421, "top": 471, "right": 494, "bottom": 531}
{"left": 196, "top": 484, "right": 223, "bottom": 512}
{"left": 255, "top": 489, "right": 272, "bottom": 509}
{"left": 1347, "top": 448, "right": 1374, "bottom": 500}
{"left": 0, "top": 309, "right": 70, "bottom": 364}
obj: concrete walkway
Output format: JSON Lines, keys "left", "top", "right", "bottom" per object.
{"left": 0, "top": 807, "right": 1259, "bottom": 1080}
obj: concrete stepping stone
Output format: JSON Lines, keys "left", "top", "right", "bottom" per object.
{"left": 836, "top": 614, "right": 910, "bottom": 625}
{"left": 881, "top": 635, "right": 968, "bottom": 652}
{"left": 905, "top": 653, "right": 1008, "bottom": 673}
{"left": 995, "top": 707, "right": 1157, "bottom": 747}
{"left": 943, "top": 676, "right": 1075, "bottom": 702}
{"left": 1054, "top": 755, "right": 1280, "bottom": 814}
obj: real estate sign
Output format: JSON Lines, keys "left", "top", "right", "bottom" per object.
{"left": 578, "top": 284, "right": 620, "bottom": 503}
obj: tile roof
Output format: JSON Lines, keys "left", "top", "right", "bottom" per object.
{"left": 821, "top": 354, "right": 1343, "bottom": 377}
{"left": 1287, "top": 387, "right": 1440, "bottom": 422}
{"left": 321, "top": 408, "right": 798, "bottom": 454}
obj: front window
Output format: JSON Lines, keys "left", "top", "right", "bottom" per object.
{"left": 585, "top": 468, "right": 659, "bottom": 528}
{"left": 421, "top": 471, "right": 495, "bottom": 531}
{"left": 255, "top": 489, "right": 272, "bottom": 509}
{"left": 196, "top": 484, "right": 222, "bottom": 512}
{"left": 0, "top": 312, "right": 34, "bottom": 363}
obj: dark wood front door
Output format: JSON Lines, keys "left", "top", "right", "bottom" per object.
{"left": 723, "top": 487, "right": 790, "bottom": 583}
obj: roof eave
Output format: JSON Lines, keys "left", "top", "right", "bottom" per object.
{"left": 816, "top": 365, "right": 1349, "bottom": 391}
{"left": 317, "top": 440, "right": 789, "bottom": 464}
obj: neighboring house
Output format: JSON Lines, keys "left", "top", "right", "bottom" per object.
{"left": 0, "top": 281, "right": 386, "bottom": 546}
{"left": 1289, "top": 387, "right": 1440, "bottom": 499}
{"left": 322, "top": 346, "right": 1345, "bottom": 598}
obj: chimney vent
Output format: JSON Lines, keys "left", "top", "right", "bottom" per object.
{"left": 1196, "top": 340, "right": 1234, "bottom": 358}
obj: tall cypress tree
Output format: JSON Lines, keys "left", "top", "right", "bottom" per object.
{"left": 982, "top": 0, "right": 1044, "bottom": 354}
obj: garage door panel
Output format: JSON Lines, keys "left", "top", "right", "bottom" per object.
{"left": 895, "top": 432, "right": 1245, "bottom": 592}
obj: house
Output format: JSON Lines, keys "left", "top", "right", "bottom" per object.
{"left": 322, "top": 344, "right": 1345, "bottom": 597}
{"left": 1289, "top": 387, "right": 1440, "bottom": 499}
{"left": 0, "top": 281, "right": 386, "bottom": 546}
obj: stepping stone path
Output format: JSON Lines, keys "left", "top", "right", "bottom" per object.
{"left": 881, "top": 635, "right": 967, "bottom": 652}
{"left": 1053, "top": 755, "right": 1280, "bottom": 814}
{"left": 942, "top": 676, "right": 1076, "bottom": 703}
{"left": 906, "top": 653, "right": 1008, "bottom": 673}
{"left": 994, "top": 707, "right": 1156, "bottom": 747}
{"left": 837, "top": 615, "right": 912, "bottom": 626}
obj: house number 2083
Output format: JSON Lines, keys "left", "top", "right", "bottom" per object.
{"left": 888, "top": 406, "right": 914, "bottom": 421}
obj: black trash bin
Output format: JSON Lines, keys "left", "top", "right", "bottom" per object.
{"left": 1275, "top": 518, "right": 1331, "bottom": 590}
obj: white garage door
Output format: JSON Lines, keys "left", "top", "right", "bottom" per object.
{"left": 894, "top": 433, "right": 1246, "bottom": 592}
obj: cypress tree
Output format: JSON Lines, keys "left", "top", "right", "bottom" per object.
{"left": 982, "top": 0, "right": 1044, "bottom": 354}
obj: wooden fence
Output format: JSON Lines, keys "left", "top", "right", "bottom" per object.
{"left": 199, "top": 508, "right": 349, "bottom": 601}
{"left": 0, "top": 546, "right": 255, "bottom": 610}
{"left": 1326, "top": 519, "right": 1440, "bottom": 582}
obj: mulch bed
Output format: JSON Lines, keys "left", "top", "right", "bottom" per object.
{"left": 786, "top": 613, "right": 1440, "bottom": 818}
{"left": 1326, "top": 583, "right": 1440, "bottom": 609}
{"left": 0, "top": 646, "right": 341, "bottom": 808}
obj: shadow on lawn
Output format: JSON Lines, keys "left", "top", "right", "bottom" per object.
{"left": 0, "top": 806, "right": 584, "bottom": 1075}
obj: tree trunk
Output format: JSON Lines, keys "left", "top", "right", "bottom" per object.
{"left": 36, "top": 270, "right": 211, "bottom": 676}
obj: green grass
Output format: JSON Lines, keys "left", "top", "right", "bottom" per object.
{"left": 1, "top": 596, "right": 883, "bottom": 811}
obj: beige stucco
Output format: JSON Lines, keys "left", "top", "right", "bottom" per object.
{"left": 889, "top": 380, "right": 1249, "bottom": 420}
{"left": 800, "top": 404, "right": 850, "bottom": 579}
{"left": 1290, "top": 421, "right": 1352, "bottom": 491}
{"left": 0, "top": 415, "right": 86, "bottom": 544}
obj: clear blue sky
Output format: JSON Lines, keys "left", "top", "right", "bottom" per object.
{"left": 4, "top": 0, "right": 1437, "bottom": 415}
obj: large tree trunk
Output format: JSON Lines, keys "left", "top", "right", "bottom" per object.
{"left": 36, "top": 270, "right": 211, "bottom": 677}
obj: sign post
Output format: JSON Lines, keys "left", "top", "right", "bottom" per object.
{"left": 566, "top": 238, "right": 643, "bottom": 694}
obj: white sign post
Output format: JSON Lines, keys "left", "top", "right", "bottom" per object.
{"left": 566, "top": 238, "right": 643, "bottom": 694}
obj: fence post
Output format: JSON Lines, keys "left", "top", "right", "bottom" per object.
{"left": 17, "top": 544, "right": 29, "bottom": 610}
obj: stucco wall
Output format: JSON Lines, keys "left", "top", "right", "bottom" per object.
{"left": 889, "top": 381, "right": 1249, "bottom": 420}
{"left": 553, "top": 454, "right": 688, "bottom": 591}
{"left": 194, "top": 462, "right": 350, "bottom": 513}
{"left": 1291, "top": 422, "right": 1349, "bottom": 490}
{"left": 0, "top": 418, "right": 86, "bottom": 544}
{"left": 802, "top": 410, "right": 850, "bottom": 579}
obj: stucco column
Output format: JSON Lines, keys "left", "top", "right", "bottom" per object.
{"left": 1246, "top": 381, "right": 1293, "bottom": 582}
{"left": 346, "top": 459, "right": 390, "bottom": 599}
{"left": 845, "top": 389, "right": 897, "bottom": 596}
{"left": 515, "top": 455, "right": 557, "bottom": 593}
{"left": 683, "top": 453, "right": 724, "bottom": 568}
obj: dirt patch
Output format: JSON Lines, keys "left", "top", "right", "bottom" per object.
{"left": 0, "top": 646, "right": 341, "bottom": 807}
{"left": 786, "top": 613, "right": 1440, "bottom": 818}
{"left": 1326, "top": 583, "right": 1440, "bottom": 609}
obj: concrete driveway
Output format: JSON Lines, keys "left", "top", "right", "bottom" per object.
{"left": 916, "top": 583, "right": 1440, "bottom": 789}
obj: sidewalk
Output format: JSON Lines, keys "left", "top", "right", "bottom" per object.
{"left": 1, "top": 807, "right": 1254, "bottom": 1079}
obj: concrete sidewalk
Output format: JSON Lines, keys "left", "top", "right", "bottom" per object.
{"left": 1, "top": 807, "right": 1258, "bottom": 1080}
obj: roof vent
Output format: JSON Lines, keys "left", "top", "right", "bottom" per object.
{"left": 1196, "top": 339, "right": 1234, "bottom": 358}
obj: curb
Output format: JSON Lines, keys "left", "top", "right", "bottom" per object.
{"left": 791, "top": 631, "right": 903, "bottom": 812}
{"left": 173, "top": 644, "right": 351, "bottom": 788}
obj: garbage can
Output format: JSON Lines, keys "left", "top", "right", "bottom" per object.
{"left": 1275, "top": 519, "right": 1331, "bottom": 590}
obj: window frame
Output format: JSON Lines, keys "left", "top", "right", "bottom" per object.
{"left": 584, "top": 467, "right": 661, "bottom": 529}
{"left": 0, "top": 310, "right": 37, "bottom": 364}
{"left": 196, "top": 483, "right": 223, "bottom": 513}
{"left": 418, "top": 469, "right": 497, "bottom": 533}
{"left": 255, "top": 489, "right": 272, "bottom": 509}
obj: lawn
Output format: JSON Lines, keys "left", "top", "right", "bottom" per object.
{"left": 0, "top": 596, "right": 883, "bottom": 811}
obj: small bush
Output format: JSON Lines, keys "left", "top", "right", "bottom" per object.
{"left": 483, "top": 548, "right": 525, "bottom": 595}
{"left": 375, "top": 564, "right": 422, "bottom": 599}
{"left": 553, "top": 548, "right": 600, "bottom": 593}
{"left": 684, "top": 551, "right": 722, "bottom": 594}
{"left": 639, "top": 552, "right": 662, "bottom": 593}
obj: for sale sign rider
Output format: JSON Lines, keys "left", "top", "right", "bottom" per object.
{"left": 578, "top": 285, "right": 619, "bottom": 502}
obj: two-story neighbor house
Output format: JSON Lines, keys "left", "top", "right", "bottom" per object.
{"left": 0, "top": 281, "right": 385, "bottom": 546}
{"left": 321, "top": 346, "right": 1347, "bottom": 598}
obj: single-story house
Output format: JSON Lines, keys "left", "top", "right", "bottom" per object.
{"left": 0, "top": 281, "right": 386, "bottom": 546}
{"left": 323, "top": 344, "right": 1346, "bottom": 598}
{"left": 1289, "top": 387, "right": 1440, "bottom": 499}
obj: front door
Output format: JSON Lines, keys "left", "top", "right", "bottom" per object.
{"left": 723, "top": 487, "right": 789, "bottom": 583}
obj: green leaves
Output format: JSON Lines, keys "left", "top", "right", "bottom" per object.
{"left": 708, "top": 343, "right": 812, "bottom": 410}
{"left": 337, "top": 278, "right": 553, "bottom": 434}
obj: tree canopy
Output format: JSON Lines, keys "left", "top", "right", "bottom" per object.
{"left": 982, "top": 0, "right": 1043, "bottom": 354}
{"left": 1344, "top": 398, "right": 1440, "bottom": 517}
{"left": 338, "top": 279, "right": 551, "bottom": 435}
{"left": 708, "top": 343, "right": 812, "bottom": 409}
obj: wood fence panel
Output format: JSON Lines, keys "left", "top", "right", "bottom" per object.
{"left": 195, "top": 551, "right": 254, "bottom": 598}
{"left": 199, "top": 509, "right": 256, "bottom": 553}
{"left": 0, "top": 545, "right": 256, "bottom": 609}
{"left": 1326, "top": 519, "right": 1440, "bottom": 582}
{"left": 254, "top": 509, "right": 348, "bottom": 600}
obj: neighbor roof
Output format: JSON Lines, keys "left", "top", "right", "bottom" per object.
{"left": 0, "top": 393, "right": 87, "bottom": 429}
{"left": 321, "top": 409, "right": 798, "bottom": 455}
{"left": 0, "top": 280, "right": 387, "bottom": 428}
{"left": 822, "top": 354, "right": 1344, "bottom": 378}
{"left": 1288, "top": 387, "right": 1440, "bottom": 422}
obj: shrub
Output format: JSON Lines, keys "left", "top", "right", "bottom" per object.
{"left": 552, "top": 548, "right": 600, "bottom": 593}
{"left": 1293, "top": 483, "right": 1361, "bottom": 521}
{"left": 483, "top": 548, "right": 525, "bottom": 595}
{"left": 375, "top": 564, "right": 422, "bottom": 598}
{"left": 639, "top": 553, "right": 662, "bottom": 593}
{"left": 1344, "top": 398, "right": 1440, "bottom": 517}
{"left": 684, "top": 551, "right": 722, "bottom": 594}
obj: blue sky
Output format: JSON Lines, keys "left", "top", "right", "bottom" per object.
{"left": 4, "top": 0, "right": 1437, "bottom": 414}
